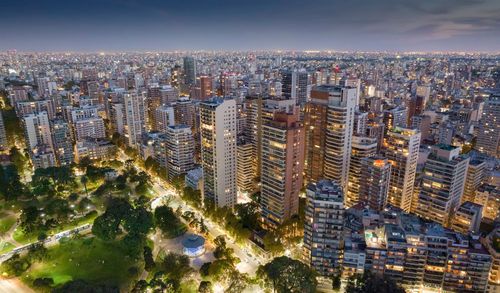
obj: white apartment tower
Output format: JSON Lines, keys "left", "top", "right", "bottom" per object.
{"left": 200, "top": 98, "right": 237, "bottom": 208}
{"left": 124, "top": 91, "right": 146, "bottom": 148}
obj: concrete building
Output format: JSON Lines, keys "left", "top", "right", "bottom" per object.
{"left": 382, "top": 127, "right": 420, "bottom": 212}
{"left": 260, "top": 110, "right": 304, "bottom": 228}
{"left": 383, "top": 106, "right": 408, "bottom": 131}
{"left": 303, "top": 180, "right": 344, "bottom": 276}
{"left": 450, "top": 201, "right": 483, "bottom": 234}
{"left": 237, "top": 142, "right": 254, "bottom": 194}
{"left": 463, "top": 160, "right": 486, "bottom": 203}
{"left": 415, "top": 144, "right": 469, "bottom": 226}
{"left": 359, "top": 156, "right": 391, "bottom": 211}
{"left": 51, "top": 119, "right": 74, "bottom": 166}
{"left": 282, "top": 70, "right": 309, "bottom": 105}
{"left": 165, "top": 125, "right": 194, "bottom": 182}
{"left": 23, "top": 111, "right": 53, "bottom": 151}
{"left": 476, "top": 94, "right": 499, "bottom": 157}
{"left": 481, "top": 227, "right": 500, "bottom": 293}
{"left": 346, "top": 136, "right": 378, "bottom": 207}
{"left": 199, "top": 98, "right": 237, "bottom": 208}
{"left": 124, "top": 90, "right": 146, "bottom": 148}
{"left": 474, "top": 184, "right": 500, "bottom": 221}
{"left": 185, "top": 167, "right": 203, "bottom": 191}
{"left": 304, "top": 85, "right": 357, "bottom": 189}
{"left": 74, "top": 117, "right": 106, "bottom": 141}
{"left": 0, "top": 112, "right": 7, "bottom": 150}
{"left": 153, "top": 105, "right": 175, "bottom": 133}
{"left": 183, "top": 56, "right": 197, "bottom": 87}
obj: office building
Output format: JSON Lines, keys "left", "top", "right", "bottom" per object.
{"left": 382, "top": 127, "right": 420, "bottom": 212}
{"left": 260, "top": 110, "right": 304, "bottom": 228}
{"left": 282, "top": 70, "right": 309, "bottom": 105}
{"left": 183, "top": 56, "right": 197, "bottom": 87}
{"left": 303, "top": 180, "right": 344, "bottom": 276}
{"left": 199, "top": 98, "right": 237, "bottom": 208}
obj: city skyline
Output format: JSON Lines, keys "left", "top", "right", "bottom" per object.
{"left": 1, "top": 0, "right": 500, "bottom": 52}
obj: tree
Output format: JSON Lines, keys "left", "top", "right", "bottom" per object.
{"left": 144, "top": 246, "right": 156, "bottom": 271}
{"left": 53, "top": 279, "right": 119, "bottom": 293}
{"left": 1, "top": 253, "right": 31, "bottom": 276}
{"left": 123, "top": 207, "right": 154, "bottom": 236}
{"left": 154, "top": 205, "right": 186, "bottom": 238}
{"left": 257, "top": 256, "right": 317, "bottom": 293}
{"left": 345, "top": 271, "right": 405, "bottom": 293}
{"left": 159, "top": 252, "right": 193, "bottom": 281}
{"left": 198, "top": 281, "right": 213, "bottom": 293}
{"left": 262, "top": 231, "right": 285, "bottom": 256}
{"left": 92, "top": 212, "right": 121, "bottom": 241}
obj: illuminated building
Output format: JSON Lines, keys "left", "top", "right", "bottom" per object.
{"left": 481, "top": 227, "right": 500, "bottom": 292}
{"left": 51, "top": 119, "right": 74, "bottom": 166}
{"left": 237, "top": 141, "right": 254, "bottom": 194}
{"left": 183, "top": 56, "right": 196, "bottom": 87}
{"left": 346, "top": 136, "right": 377, "bottom": 207}
{"left": 463, "top": 160, "right": 486, "bottom": 203}
{"left": 415, "top": 144, "right": 469, "bottom": 226}
{"left": 474, "top": 184, "right": 500, "bottom": 221}
{"left": 124, "top": 90, "right": 146, "bottom": 148}
{"left": 74, "top": 117, "right": 106, "bottom": 141}
{"left": 383, "top": 106, "right": 407, "bottom": 133}
{"left": 359, "top": 156, "right": 391, "bottom": 211}
{"left": 0, "top": 112, "right": 7, "bottom": 149}
{"left": 23, "top": 111, "right": 53, "bottom": 151}
{"left": 153, "top": 105, "right": 175, "bottom": 133}
{"left": 304, "top": 85, "right": 357, "bottom": 189}
{"left": 476, "top": 94, "right": 499, "bottom": 157}
{"left": 199, "top": 98, "right": 237, "bottom": 208}
{"left": 450, "top": 201, "right": 482, "bottom": 234}
{"left": 165, "top": 125, "right": 194, "bottom": 182}
{"left": 260, "top": 109, "right": 304, "bottom": 228}
{"left": 282, "top": 70, "right": 309, "bottom": 105}
{"left": 382, "top": 127, "right": 420, "bottom": 212}
{"left": 303, "top": 180, "right": 344, "bottom": 276}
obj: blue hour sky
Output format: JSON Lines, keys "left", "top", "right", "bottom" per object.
{"left": 1, "top": 0, "right": 499, "bottom": 52}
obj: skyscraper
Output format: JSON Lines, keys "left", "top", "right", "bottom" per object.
{"left": 304, "top": 85, "right": 357, "bottom": 189}
{"left": 346, "top": 136, "right": 378, "bottom": 207}
{"left": 303, "top": 180, "right": 344, "bottom": 276}
{"left": 383, "top": 106, "right": 408, "bottom": 132}
{"left": 476, "top": 94, "right": 499, "bottom": 157}
{"left": 382, "top": 127, "right": 420, "bottom": 212}
{"left": 359, "top": 156, "right": 391, "bottom": 211}
{"left": 415, "top": 144, "right": 469, "bottom": 226}
{"left": 282, "top": 70, "right": 309, "bottom": 105}
{"left": 124, "top": 91, "right": 146, "bottom": 147}
{"left": 199, "top": 98, "right": 237, "bottom": 208}
{"left": 260, "top": 110, "right": 304, "bottom": 228}
{"left": 237, "top": 141, "right": 254, "bottom": 194}
{"left": 183, "top": 56, "right": 197, "bottom": 87}
{"left": 165, "top": 125, "right": 194, "bottom": 182}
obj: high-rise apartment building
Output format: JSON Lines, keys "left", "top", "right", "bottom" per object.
{"left": 304, "top": 85, "right": 357, "bottom": 189}
{"left": 23, "top": 111, "right": 53, "bottom": 151}
{"left": 303, "top": 180, "right": 344, "bottom": 276}
{"left": 383, "top": 106, "right": 408, "bottom": 132}
{"left": 199, "top": 98, "right": 237, "bottom": 208}
{"left": 165, "top": 125, "right": 194, "bottom": 182}
{"left": 463, "top": 159, "right": 486, "bottom": 203}
{"left": 260, "top": 110, "right": 304, "bottom": 228}
{"left": 346, "top": 136, "right": 378, "bottom": 207}
{"left": 237, "top": 141, "right": 254, "bottom": 194}
{"left": 51, "top": 119, "right": 74, "bottom": 166}
{"left": 359, "top": 156, "right": 391, "bottom": 211}
{"left": 415, "top": 144, "right": 469, "bottom": 226}
{"left": 382, "top": 127, "right": 420, "bottom": 212}
{"left": 153, "top": 106, "right": 175, "bottom": 133}
{"left": 124, "top": 91, "right": 146, "bottom": 147}
{"left": 74, "top": 117, "right": 106, "bottom": 141}
{"left": 476, "top": 94, "right": 499, "bottom": 157}
{"left": 183, "top": 56, "right": 197, "bottom": 87}
{"left": 450, "top": 201, "right": 482, "bottom": 234}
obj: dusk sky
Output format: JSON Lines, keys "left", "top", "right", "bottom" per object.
{"left": 1, "top": 0, "right": 500, "bottom": 52}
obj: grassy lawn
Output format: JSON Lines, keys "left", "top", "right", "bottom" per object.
{"left": 0, "top": 214, "right": 17, "bottom": 235}
{"left": 22, "top": 237, "right": 141, "bottom": 289}
{"left": 13, "top": 211, "right": 97, "bottom": 245}
{"left": 0, "top": 241, "right": 15, "bottom": 254}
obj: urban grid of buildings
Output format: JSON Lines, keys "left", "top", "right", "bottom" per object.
{"left": 0, "top": 50, "right": 499, "bottom": 292}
